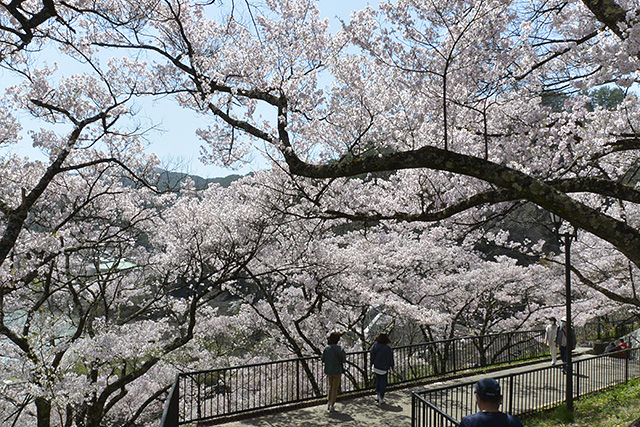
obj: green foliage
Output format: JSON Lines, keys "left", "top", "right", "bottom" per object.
{"left": 541, "top": 90, "right": 568, "bottom": 112}
{"left": 549, "top": 405, "right": 574, "bottom": 423}
{"left": 541, "top": 87, "right": 626, "bottom": 114}
{"left": 588, "top": 87, "right": 625, "bottom": 111}
{"left": 522, "top": 379, "right": 640, "bottom": 426}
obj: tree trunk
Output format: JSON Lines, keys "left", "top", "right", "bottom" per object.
{"left": 35, "top": 397, "right": 51, "bottom": 427}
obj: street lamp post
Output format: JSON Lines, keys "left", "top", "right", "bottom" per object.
{"left": 550, "top": 213, "right": 577, "bottom": 415}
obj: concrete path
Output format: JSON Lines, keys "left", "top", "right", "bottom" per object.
{"left": 213, "top": 384, "right": 412, "bottom": 426}
{"left": 212, "top": 350, "right": 601, "bottom": 426}
{"left": 415, "top": 350, "right": 638, "bottom": 422}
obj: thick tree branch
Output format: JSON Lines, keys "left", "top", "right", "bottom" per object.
{"left": 282, "top": 145, "right": 640, "bottom": 268}
{"left": 572, "top": 265, "right": 640, "bottom": 308}
{"left": 1, "top": 0, "right": 58, "bottom": 53}
{"left": 581, "top": 0, "right": 628, "bottom": 39}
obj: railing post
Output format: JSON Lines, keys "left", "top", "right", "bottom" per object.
{"left": 159, "top": 374, "right": 180, "bottom": 427}
{"left": 296, "top": 359, "right": 300, "bottom": 401}
{"left": 575, "top": 359, "right": 580, "bottom": 399}
{"left": 411, "top": 393, "right": 416, "bottom": 427}
{"left": 197, "top": 373, "right": 202, "bottom": 419}
{"left": 508, "top": 375, "right": 514, "bottom": 415}
{"left": 452, "top": 341, "right": 457, "bottom": 374}
{"left": 364, "top": 350, "right": 370, "bottom": 388}
{"left": 626, "top": 353, "right": 629, "bottom": 383}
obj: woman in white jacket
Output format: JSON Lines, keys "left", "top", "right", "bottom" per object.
{"left": 544, "top": 317, "right": 558, "bottom": 365}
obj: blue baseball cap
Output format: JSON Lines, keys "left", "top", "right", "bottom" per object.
{"left": 475, "top": 378, "right": 501, "bottom": 398}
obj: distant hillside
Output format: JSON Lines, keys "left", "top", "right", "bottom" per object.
{"left": 154, "top": 169, "right": 246, "bottom": 191}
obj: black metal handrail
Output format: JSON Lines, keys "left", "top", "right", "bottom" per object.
{"left": 411, "top": 347, "right": 640, "bottom": 427}
{"left": 577, "top": 319, "right": 638, "bottom": 343}
{"left": 159, "top": 375, "right": 180, "bottom": 427}
{"left": 160, "top": 329, "right": 547, "bottom": 425}
{"left": 412, "top": 392, "right": 459, "bottom": 427}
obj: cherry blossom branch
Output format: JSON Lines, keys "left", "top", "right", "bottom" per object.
{"left": 581, "top": 0, "right": 628, "bottom": 39}
{"left": 1, "top": 0, "right": 58, "bottom": 53}
{"left": 282, "top": 144, "right": 640, "bottom": 268}
{"left": 572, "top": 265, "right": 640, "bottom": 308}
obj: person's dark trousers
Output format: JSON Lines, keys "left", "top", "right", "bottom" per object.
{"left": 559, "top": 346, "right": 568, "bottom": 372}
{"left": 375, "top": 373, "right": 388, "bottom": 398}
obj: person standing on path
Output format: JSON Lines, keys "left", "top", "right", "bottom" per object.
{"left": 614, "top": 338, "right": 631, "bottom": 359}
{"left": 321, "top": 332, "right": 346, "bottom": 413}
{"left": 544, "top": 317, "right": 558, "bottom": 365}
{"left": 555, "top": 317, "right": 576, "bottom": 372}
{"left": 460, "top": 378, "right": 523, "bottom": 427}
{"left": 370, "top": 333, "right": 394, "bottom": 404}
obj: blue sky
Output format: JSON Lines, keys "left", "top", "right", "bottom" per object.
{"left": 149, "top": 0, "right": 371, "bottom": 178}
{"left": 3, "top": 1, "right": 375, "bottom": 178}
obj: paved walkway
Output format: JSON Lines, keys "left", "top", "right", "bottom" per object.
{"left": 212, "top": 349, "right": 601, "bottom": 426}
{"left": 213, "top": 382, "right": 413, "bottom": 426}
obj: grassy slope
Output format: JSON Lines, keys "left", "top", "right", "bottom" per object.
{"left": 521, "top": 378, "right": 640, "bottom": 427}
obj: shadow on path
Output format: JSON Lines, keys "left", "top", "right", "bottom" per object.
{"left": 214, "top": 350, "right": 601, "bottom": 427}
{"left": 216, "top": 392, "right": 412, "bottom": 426}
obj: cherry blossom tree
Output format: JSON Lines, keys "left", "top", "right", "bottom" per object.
{"left": 228, "top": 168, "right": 566, "bottom": 350}
{"left": 61, "top": 0, "right": 633, "bottom": 280}
{"left": 0, "top": 24, "right": 264, "bottom": 425}
{"left": 4, "top": 0, "right": 640, "bottom": 424}
{"left": 151, "top": 0, "right": 640, "bottom": 309}
{"left": 0, "top": 36, "right": 168, "bottom": 426}
{"left": 5, "top": 0, "right": 639, "bottom": 308}
{"left": 0, "top": 164, "right": 164, "bottom": 427}
{"left": 0, "top": 167, "right": 286, "bottom": 426}
{"left": 1, "top": 0, "right": 58, "bottom": 56}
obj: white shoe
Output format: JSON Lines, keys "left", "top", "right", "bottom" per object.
{"left": 375, "top": 394, "right": 380, "bottom": 403}
{"left": 379, "top": 396, "right": 385, "bottom": 404}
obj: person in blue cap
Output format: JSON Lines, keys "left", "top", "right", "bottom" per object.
{"left": 460, "top": 378, "right": 523, "bottom": 427}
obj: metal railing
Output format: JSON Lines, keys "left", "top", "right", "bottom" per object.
{"left": 411, "top": 347, "right": 640, "bottom": 427}
{"left": 159, "top": 375, "right": 179, "bottom": 427}
{"left": 577, "top": 318, "right": 639, "bottom": 343}
{"left": 160, "top": 330, "right": 547, "bottom": 425}
{"left": 412, "top": 390, "right": 461, "bottom": 427}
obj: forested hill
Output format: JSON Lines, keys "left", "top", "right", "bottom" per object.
{"left": 154, "top": 169, "right": 246, "bottom": 191}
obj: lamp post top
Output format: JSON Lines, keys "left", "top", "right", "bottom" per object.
{"left": 550, "top": 212, "right": 562, "bottom": 227}
{"left": 549, "top": 212, "right": 577, "bottom": 240}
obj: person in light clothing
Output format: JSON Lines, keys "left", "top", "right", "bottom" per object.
{"left": 544, "top": 317, "right": 558, "bottom": 365}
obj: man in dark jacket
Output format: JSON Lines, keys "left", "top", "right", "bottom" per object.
{"left": 321, "top": 332, "right": 346, "bottom": 412}
{"left": 460, "top": 378, "right": 523, "bottom": 427}
{"left": 370, "top": 333, "right": 394, "bottom": 404}
{"left": 555, "top": 317, "right": 576, "bottom": 372}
